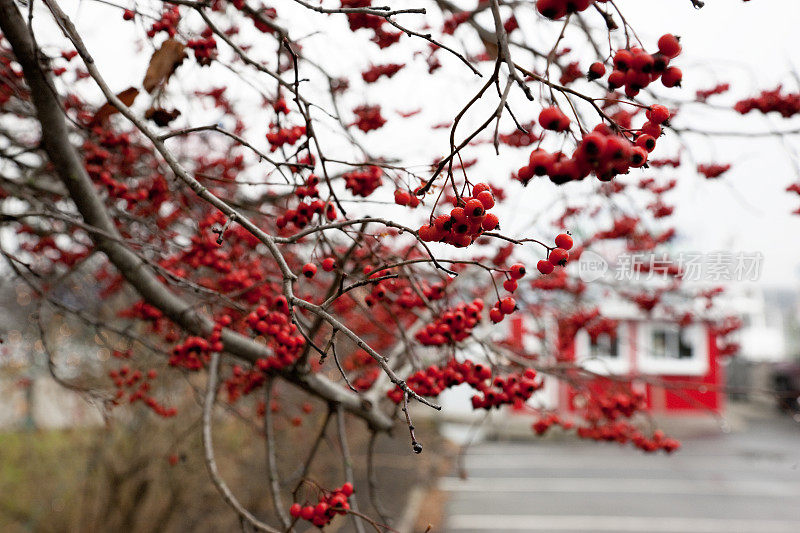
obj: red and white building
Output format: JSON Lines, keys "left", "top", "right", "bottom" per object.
{"left": 507, "top": 302, "right": 726, "bottom": 416}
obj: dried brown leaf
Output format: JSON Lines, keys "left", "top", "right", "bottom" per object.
{"left": 142, "top": 39, "right": 187, "bottom": 94}
{"left": 90, "top": 87, "right": 139, "bottom": 126}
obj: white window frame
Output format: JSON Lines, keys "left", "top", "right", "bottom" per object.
{"left": 638, "top": 322, "right": 708, "bottom": 376}
{"left": 575, "top": 322, "right": 630, "bottom": 375}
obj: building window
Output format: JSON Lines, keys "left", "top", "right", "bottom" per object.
{"left": 576, "top": 323, "right": 629, "bottom": 375}
{"left": 590, "top": 333, "right": 619, "bottom": 359}
{"left": 651, "top": 326, "right": 693, "bottom": 360}
{"left": 638, "top": 322, "right": 708, "bottom": 377}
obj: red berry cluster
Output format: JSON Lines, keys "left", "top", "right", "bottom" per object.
{"left": 536, "top": 0, "right": 602, "bottom": 19}
{"left": 338, "top": 0, "right": 401, "bottom": 47}
{"left": 246, "top": 297, "right": 306, "bottom": 370}
{"left": 387, "top": 359, "right": 541, "bottom": 410}
{"left": 372, "top": 28, "right": 402, "bottom": 49}
{"left": 294, "top": 174, "right": 320, "bottom": 199}
{"left": 696, "top": 83, "right": 730, "bottom": 102}
{"left": 394, "top": 188, "right": 422, "bottom": 208}
{"left": 351, "top": 104, "right": 386, "bottom": 132}
{"left": 361, "top": 63, "right": 404, "bottom": 83}
{"left": 224, "top": 365, "right": 266, "bottom": 403}
{"left": 471, "top": 369, "right": 541, "bottom": 410}
{"left": 532, "top": 413, "right": 573, "bottom": 435}
{"left": 559, "top": 61, "right": 583, "bottom": 86}
{"left": 415, "top": 298, "right": 484, "bottom": 346}
{"left": 289, "top": 482, "right": 354, "bottom": 528}
{"left": 187, "top": 29, "right": 217, "bottom": 66}
{"left": 697, "top": 163, "right": 731, "bottom": 179}
{"left": 276, "top": 199, "right": 336, "bottom": 229}
{"left": 501, "top": 263, "right": 527, "bottom": 293}
{"left": 169, "top": 320, "right": 225, "bottom": 370}
{"left": 109, "top": 365, "right": 177, "bottom": 417}
{"left": 273, "top": 97, "right": 290, "bottom": 115}
{"left": 266, "top": 124, "right": 306, "bottom": 152}
{"left": 392, "top": 281, "right": 446, "bottom": 308}
{"left": 147, "top": 6, "right": 181, "bottom": 38}
{"left": 602, "top": 35, "right": 683, "bottom": 97}
{"left": 488, "top": 296, "right": 518, "bottom": 324}
{"left": 650, "top": 156, "right": 681, "bottom": 168}
{"left": 245, "top": 6, "right": 279, "bottom": 34}
{"left": 341, "top": 0, "right": 381, "bottom": 30}
{"left": 498, "top": 121, "right": 541, "bottom": 147}
{"left": 577, "top": 423, "right": 680, "bottom": 453}
{"left": 343, "top": 165, "right": 383, "bottom": 197}
{"left": 595, "top": 390, "right": 645, "bottom": 419}
{"left": 734, "top": 86, "right": 800, "bottom": 118}
{"left": 361, "top": 266, "right": 394, "bottom": 306}
{"left": 517, "top": 112, "right": 667, "bottom": 186}
{"left": 417, "top": 183, "right": 498, "bottom": 247}
{"left": 442, "top": 12, "right": 470, "bottom": 34}
{"left": 537, "top": 233, "right": 573, "bottom": 275}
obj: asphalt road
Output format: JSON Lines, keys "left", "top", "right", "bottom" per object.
{"left": 440, "top": 408, "right": 800, "bottom": 533}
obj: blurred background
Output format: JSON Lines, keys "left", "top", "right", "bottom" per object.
{"left": 2, "top": 273, "right": 800, "bottom": 532}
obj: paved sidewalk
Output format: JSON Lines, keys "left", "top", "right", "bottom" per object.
{"left": 440, "top": 407, "right": 800, "bottom": 532}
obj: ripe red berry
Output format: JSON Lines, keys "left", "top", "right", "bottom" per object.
{"left": 476, "top": 190, "right": 495, "bottom": 209}
{"left": 499, "top": 297, "right": 516, "bottom": 315}
{"left": 465, "top": 198, "right": 485, "bottom": 218}
{"left": 472, "top": 182, "right": 491, "bottom": 195}
{"left": 394, "top": 189, "right": 411, "bottom": 206}
{"left": 549, "top": 247, "right": 569, "bottom": 266}
{"left": 531, "top": 152, "right": 556, "bottom": 178}
{"left": 661, "top": 66, "right": 682, "bottom": 88}
{"left": 300, "top": 505, "right": 315, "bottom": 521}
{"left": 588, "top": 62, "right": 606, "bottom": 80}
{"left": 326, "top": 203, "right": 337, "bottom": 221}
{"left": 517, "top": 165, "right": 534, "bottom": 185}
{"left": 290, "top": 503, "right": 302, "bottom": 518}
{"left": 302, "top": 263, "right": 317, "bottom": 278}
{"left": 539, "top": 106, "right": 570, "bottom": 132}
{"left": 123, "top": 9, "right": 134, "bottom": 20}
{"left": 489, "top": 307, "right": 504, "bottom": 323}
{"left": 636, "top": 134, "right": 657, "bottom": 152}
{"left": 539, "top": 107, "right": 570, "bottom": 131}
{"left": 503, "top": 279, "right": 518, "bottom": 292}
{"left": 657, "top": 34, "right": 682, "bottom": 58}
{"left": 481, "top": 213, "right": 499, "bottom": 231}
{"left": 321, "top": 257, "right": 336, "bottom": 271}
{"left": 613, "top": 49, "right": 633, "bottom": 71}
{"left": 641, "top": 121, "right": 662, "bottom": 138}
{"left": 608, "top": 70, "right": 625, "bottom": 90}
{"left": 580, "top": 132, "right": 606, "bottom": 159}
{"left": 630, "top": 146, "right": 648, "bottom": 167}
{"left": 341, "top": 482, "right": 355, "bottom": 496}
{"left": 314, "top": 502, "right": 329, "bottom": 516}
{"left": 536, "top": 0, "right": 567, "bottom": 19}
{"left": 646, "top": 104, "right": 670, "bottom": 124}
{"left": 537, "top": 260, "right": 555, "bottom": 275}
{"left": 509, "top": 263, "right": 526, "bottom": 279}
{"left": 554, "top": 233, "right": 573, "bottom": 250}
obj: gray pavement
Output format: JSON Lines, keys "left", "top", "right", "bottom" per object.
{"left": 440, "top": 406, "right": 800, "bottom": 532}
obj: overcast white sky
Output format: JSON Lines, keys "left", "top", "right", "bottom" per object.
{"left": 31, "top": 0, "right": 800, "bottom": 288}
